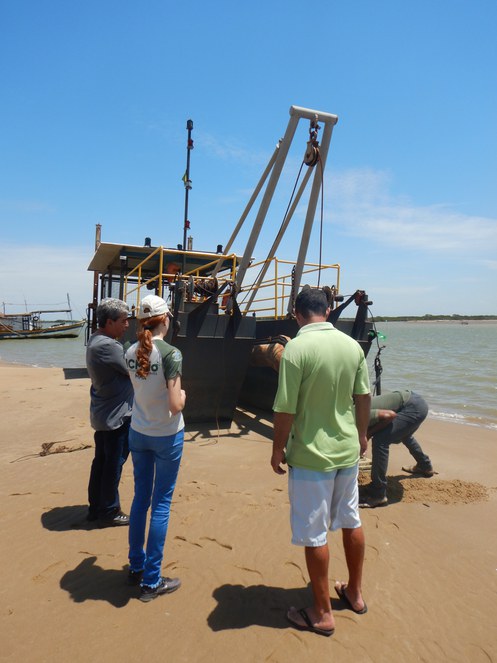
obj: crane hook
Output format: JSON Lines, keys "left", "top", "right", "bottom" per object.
{"left": 304, "top": 115, "right": 320, "bottom": 167}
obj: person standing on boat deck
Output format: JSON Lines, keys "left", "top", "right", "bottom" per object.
{"left": 86, "top": 298, "right": 133, "bottom": 526}
{"left": 359, "top": 390, "right": 434, "bottom": 509}
{"left": 272, "top": 287, "right": 371, "bottom": 637}
{"left": 125, "top": 295, "right": 186, "bottom": 602}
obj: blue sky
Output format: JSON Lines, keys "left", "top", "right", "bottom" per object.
{"left": 1, "top": 0, "right": 496, "bottom": 318}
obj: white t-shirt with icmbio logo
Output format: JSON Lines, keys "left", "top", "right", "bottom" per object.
{"left": 126, "top": 339, "right": 184, "bottom": 437}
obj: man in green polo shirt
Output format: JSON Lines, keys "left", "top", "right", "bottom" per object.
{"left": 272, "top": 287, "right": 371, "bottom": 637}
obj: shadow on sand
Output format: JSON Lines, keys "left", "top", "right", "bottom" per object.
{"left": 63, "top": 367, "right": 89, "bottom": 380}
{"left": 208, "top": 583, "right": 349, "bottom": 631}
{"left": 60, "top": 556, "right": 134, "bottom": 608}
{"left": 41, "top": 504, "right": 100, "bottom": 531}
{"left": 185, "top": 406, "right": 273, "bottom": 444}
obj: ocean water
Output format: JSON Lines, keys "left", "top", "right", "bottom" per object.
{"left": 367, "top": 321, "right": 497, "bottom": 430}
{"left": 1, "top": 321, "right": 496, "bottom": 430}
{"left": 0, "top": 334, "right": 87, "bottom": 370}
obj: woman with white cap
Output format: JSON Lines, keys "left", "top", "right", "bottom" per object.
{"left": 125, "top": 294, "right": 186, "bottom": 602}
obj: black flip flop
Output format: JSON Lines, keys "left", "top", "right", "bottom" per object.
{"left": 286, "top": 608, "right": 335, "bottom": 637}
{"left": 336, "top": 584, "right": 368, "bottom": 614}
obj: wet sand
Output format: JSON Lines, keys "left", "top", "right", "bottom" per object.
{"left": 1, "top": 364, "right": 496, "bottom": 662}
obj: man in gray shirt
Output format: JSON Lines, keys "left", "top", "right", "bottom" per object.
{"left": 86, "top": 298, "right": 133, "bottom": 525}
{"left": 359, "top": 390, "right": 434, "bottom": 508}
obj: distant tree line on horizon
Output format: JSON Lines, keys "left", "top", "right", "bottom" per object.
{"left": 370, "top": 314, "right": 497, "bottom": 322}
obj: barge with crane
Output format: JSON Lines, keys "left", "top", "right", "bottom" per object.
{"left": 86, "top": 106, "right": 377, "bottom": 425}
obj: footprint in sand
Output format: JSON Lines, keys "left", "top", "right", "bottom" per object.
{"left": 200, "top": 536, "right": 233, "bottom": 551}
{"left": 32, "top": 560, "right": 65, "bottom": 583}
{"left": 174, "top": 535, "right": 203, "bottom": 548}
{"left": 284, "top": 560, "right": 307, "bottom": 584}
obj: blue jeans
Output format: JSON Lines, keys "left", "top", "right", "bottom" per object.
{"left": 128, "top": 427, "right": 184, "bottom": 588}
{"left": 370, "top": 392, "right": 430, "bottom": 498}
{"left": 88, "top": 418, "right": 130, "bottom": 518}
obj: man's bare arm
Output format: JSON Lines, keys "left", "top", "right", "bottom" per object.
{"left": 354, "top": 393, "right": 371, "bottom": 457}
{"left": 367, "top": 409, "right": 397, "bottom": 439}
{"left": 272, "top": 412, "right": 294, "bottom": 475}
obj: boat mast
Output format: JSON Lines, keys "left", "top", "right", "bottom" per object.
{"left": 90, "top": 223, "right": 101, "bottom": 333}
{"left": 182, "top": 119, "right": 194, "bottom": 273}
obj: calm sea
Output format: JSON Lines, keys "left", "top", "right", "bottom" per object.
{"left": 367, "top": 321, "right": 497, "bottom": 431}
{"left": 1, "top": 321, "right": 496, "bottom": 430}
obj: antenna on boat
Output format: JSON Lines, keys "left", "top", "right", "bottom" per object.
{"left": 182, "top": 119, "right": 194, "bottom": 273}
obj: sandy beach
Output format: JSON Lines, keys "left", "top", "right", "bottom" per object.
{"left": 1, "top": 364, "right": 496, "bottom": 663}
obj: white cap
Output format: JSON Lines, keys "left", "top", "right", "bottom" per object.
{"left": 137, "top": 295, "right": 170, "bottom": 319}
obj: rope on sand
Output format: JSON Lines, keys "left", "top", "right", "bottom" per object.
{"left": 11, "top": 439, "right": 92, "bottom": 462}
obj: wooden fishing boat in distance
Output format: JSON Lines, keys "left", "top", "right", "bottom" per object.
{"left": 0, "top": 310, "right": 85, "bottom": 340}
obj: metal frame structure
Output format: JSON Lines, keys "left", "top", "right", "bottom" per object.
{"left": 216, "top": 105, "right": 339, "bottom": 315}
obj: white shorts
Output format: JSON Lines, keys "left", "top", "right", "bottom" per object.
{"left": 288, "top": 465, "right": 361, "bottom": 547}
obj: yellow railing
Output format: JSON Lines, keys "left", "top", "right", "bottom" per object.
{"left": 122, "top": 249, "right": 340, "bottom": 318}
{"left": 239, "top": 257, "right": 340, "bottom": 318}
{"left": 123, "top": 246, "right": 239, "bottom": 311}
